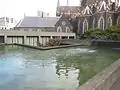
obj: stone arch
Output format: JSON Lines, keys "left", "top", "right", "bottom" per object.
{"left": 65, "top": 27, "right": 70, "bottom": 33}
{"left": 117, "top": 16, "right": 120, "bottom": 25}
{"left": 98, "top": 16, "right": 105, "bottom": 30}
{"left": 93, "top": 18, "right": 95, "bottom": 28}
{"left": 83, "top": 19, "right": 88, "bottom": 34}
{"left": 57, "top": 26, "right": 62, "bottom": 32}
{"left": 107, "top": 16, "right": 112, "bottom": 27}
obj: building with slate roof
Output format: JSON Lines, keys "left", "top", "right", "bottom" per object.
{"left": 0, "top": 15, "right": 75, "bottom": 46}
{"left": 15, "top": 15, "right": 73, "bottom": 33}
{"left": 56, "top": 0, "right": 120, "bottom": 37}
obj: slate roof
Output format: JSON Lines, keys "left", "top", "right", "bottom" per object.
{"left": 15, "top": 16, "right": 60, "bottom": 28}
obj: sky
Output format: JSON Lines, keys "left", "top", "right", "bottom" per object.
{"left": 0, "top": 0, "right": 79, "bottom": 21}
{"left": 0, "top": 0, "right": 119, "bottom": 21}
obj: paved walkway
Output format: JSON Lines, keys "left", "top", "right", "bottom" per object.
{"left": 110, "top": 77, "right": 120, "bottom": 90}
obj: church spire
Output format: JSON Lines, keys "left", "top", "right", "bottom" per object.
{"left": 56, "top": 0, "right": 61, "bottom": 17}
{"left": 57, "top": 0, "right": 60, "bottom": 7}
{"left": 67, "top": 0, "right": 69, "bottom": 6}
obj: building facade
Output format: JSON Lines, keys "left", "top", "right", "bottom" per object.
{"left": 56, "top": 0, "right": 120, "bottom": 37}
{"left": 15, "top": 15, "right": 73, "bottom": 33}
{"left": 0, "top": 17, "right": 17, "bottom": 29}
{"left": 37, "top": 10, "right": 49, "bottom": 17}
{"left": 13, "top": 15, "right": 75, "bottom": 46}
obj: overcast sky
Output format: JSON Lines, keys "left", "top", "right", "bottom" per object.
{"left": 0, "top": 0, "right": 119, "bottom": 21}
{"left": 0, "top": 0, "right": 79, "bottom": 21}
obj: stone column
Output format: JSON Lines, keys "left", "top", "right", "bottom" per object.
{"left": 60, "top": 36, "right": 62, "bottom": 39}
{"left": 38, "top": 36, "right": 42, "bottom": 46}
{"left": 4, "top": 35, "right": 7, "bottom": 44}
{"left": 24, "top": 36, "right": 26, "bottom": 45}
{"left": 67, "top": 36, "right": 69, "bottom": 39}
{"left": 74, "top": 36, "right": 76, "bottom": 39}
{"left": 50, "top": 36, "right": 53, "bottom": 39}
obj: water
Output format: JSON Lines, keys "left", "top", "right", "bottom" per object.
{"left": 0, "top": 45, "right": 120, "bottom": 90}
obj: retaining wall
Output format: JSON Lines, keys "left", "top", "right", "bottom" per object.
{"left": 77, "top": 58, "right": 120, "bottom": 90}
{"left": 91, "top": 40, "right": 120, "bottom": 48}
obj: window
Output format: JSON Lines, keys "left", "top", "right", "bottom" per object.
{"left": 83, "top": 19, "right": 88, "bottom": 34}
{"left": 6, "top": 17, "right": 9, "bottom": 23}
{"left": 57, "top": 26, "right": 62, "bottom": 32}
{"left": 117, "top": 16, "right": 120, "bottom": 25}
{"left": 98, "top": 16, "right": 104, "bottom": 30}
{"left": 65, "top": 27, "right": 70, "bottom": 33}
{"left": 93, "top": 18, "right": 95, "bottom": 28}
{"left": 11, "top": 18, "right": 13, "bottom": 23}
{"left": 107, "top": 17, "right": 112, "bottom": 27}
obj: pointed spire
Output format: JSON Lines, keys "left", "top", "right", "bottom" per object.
{"left": 98, "top": 0, "right": 110, "bottom": 11}
{"left": 57, "top": 0, "right": 60, "bottom": 7}
{"left": 79, "top": 0, "right": 82, "bottom": 6}
{"left": 67, "top": 0, "right": 69, "bottom": 6}
{"left": 83, "top": 6, "right": 93, "bottom": 15}
{"left": 107, "top": 0, "right": 111, "bottom": 6}
{"left": 115, "top": 0, "right": 119, "bottom": 10}
{"left": 56, "top": 0, "right": 61, "bottom": 17}
{"left": 81, "top": 0, "right": 86, "bottom": 7}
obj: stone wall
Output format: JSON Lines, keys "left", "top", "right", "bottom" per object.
{"left": 77, "top": 58, "right": 120, "bottom": 90}
{"left": 91, "top": 40, "right": 120, "bottom": 48}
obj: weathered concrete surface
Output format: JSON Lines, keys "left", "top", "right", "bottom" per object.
{"left": 61, "top": 39, "right": 91, "bottom": 45}
{"left": 110, "top": 77, "right": 120, "bottom": 90}
{"left": 77, "top": 59, "right": 120, "bottom": 90}
{"left": 14, "top": 43, "right": 86, "bottom": 50}
{"left": 91, "top": 40, "right": 120, "bottom": 48}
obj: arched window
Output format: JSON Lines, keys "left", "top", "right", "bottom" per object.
{"left": 107, "top": 17, "right": 112, "bottom": 27}
{"left": 98, "top": 16, "right": 104, "bottom": 30}
{"left": 83, "top": 19, "right": 88, "bottom": 34}
{"left": 65, "top": 27, "right": 70, "bottom": 33}
{"left": 117, "top": 16, "right": 120, "bottom": 25}
{"left": 93, "top": 18, "right": 95, "bottom": 28}
{"left": 57, "top": 26, "right": 62, "bottom": 32}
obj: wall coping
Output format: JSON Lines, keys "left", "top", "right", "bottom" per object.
{"left": 91, "top": 40, "right": 120, "bottom": 43}
{"left": 77, "top": 58, "right": 120, "bottom": 90}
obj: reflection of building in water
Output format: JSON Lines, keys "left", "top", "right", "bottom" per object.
{"left": 55, "top": 56, "right": 78, "bottom": 79}
{"left": 56, "top": 64, "right": 69, "bottom": 78}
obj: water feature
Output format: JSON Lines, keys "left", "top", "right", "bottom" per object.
{"left": 0, "top": 45, "right": 120, "bottom": 90}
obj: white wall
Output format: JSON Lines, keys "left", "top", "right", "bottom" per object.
{"left": 0, "top": 29, "right": 75, "bottom": 46}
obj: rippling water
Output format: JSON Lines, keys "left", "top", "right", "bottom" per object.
{"left": 0, "top": 45, "right": 120, "bottom": 90}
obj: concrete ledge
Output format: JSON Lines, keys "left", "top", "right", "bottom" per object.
{"left": 112, "top": 48, "right": 120, "bottom": 50}
{"left": 0, "top": 43, "right": 13, "bottom": 45}
{"left": 14, "top": 43, "right": 86, "bottom": 50}
{"left": 77, "top": 58, "right": 120, "bottom": 90}
{"left": 91, "top": 40, "right": 120, "bottom": 48}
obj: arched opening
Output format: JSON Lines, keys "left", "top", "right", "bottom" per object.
{"left": 98, "top": 16, "right": 104, "bottom": 30}
{"left": 65, "top": 27, "right": 70, "bottom": 33}
{"left": 93, "top": 18, "right": 95, "bottom": 28}
{"left": 117, "top": 16, "right": 120, "bottom": 25}
{"left": 57, "top": 26, "right": 62, "bottom": 32}
{"left": 107, "top": 16, "right": 112, "bottom": 27}
{"left": 83, "top": 19, "right": 88, "bottom": 34}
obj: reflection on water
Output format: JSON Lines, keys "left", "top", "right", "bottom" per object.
{"left": 0, "top": 45, "right": 120, "bottom": 90}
